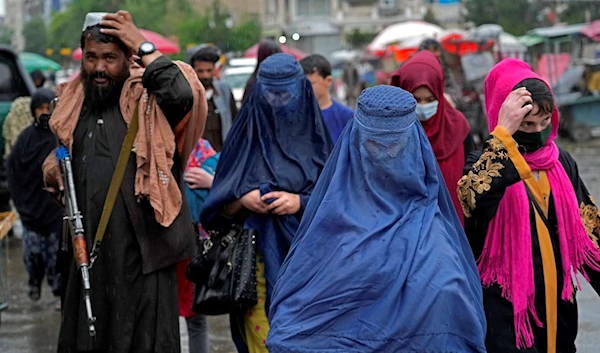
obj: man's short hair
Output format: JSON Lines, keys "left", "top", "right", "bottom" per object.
{"left": 190, "top": 46, "right": 222, "bottom": 65}
{"left": 80, "top": 25, "right": 130, "bottom": 55}
{"left": 300, "top": 55, "right": 332, "bottom": 79}
{"left": 418, "top": 39, "right": 442, "bottom": 53}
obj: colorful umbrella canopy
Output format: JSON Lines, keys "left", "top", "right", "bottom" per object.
{"left": 19, "top": 52, "right": 62, "bottom": 72}
{"left": 71, "top": 29, "right": 180, "bottom": 60}
{"left": 367, "top": 21, "right": 443, "bottom": 56}
{"left": 243, "top": 43, "right": 306, "bottom": 60}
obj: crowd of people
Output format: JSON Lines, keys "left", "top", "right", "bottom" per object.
{"left": 4, "top": 10, "right": 600, "bottom": 353}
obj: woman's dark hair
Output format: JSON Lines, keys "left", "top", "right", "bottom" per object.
{"left": 257, "top": 39, "right": 282, "bottom": 66}
{"left": 513, "top": 78, "right": 555, "bottom": 116}
{"left": 80, "top": 25, "right": 130, "bottom": 56}
{"left": 243, "top": 40, "right": 283, "bottom": 102}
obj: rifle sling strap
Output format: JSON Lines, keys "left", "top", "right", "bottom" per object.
{"left": 89, "top": 105, "right": 139, "bottom": 268}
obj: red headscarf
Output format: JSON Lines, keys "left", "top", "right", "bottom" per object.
{"left": 391, "top": 51, "right": 471, "bottom": 223}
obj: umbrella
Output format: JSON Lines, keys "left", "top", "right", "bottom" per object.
{"left": 367, "top": 21, "right": 443, "bottom": 55}
{"left": 72, "top": 29, "right": 180, "bottom": 60}
{"left": 19, "top": 52, "right": 62, "bottom": 72}
{"left": 243, "top": 44, "right": 306, "bottom": 60}
{"left": 394, "top": 28, "right": 468, "bottom": 50}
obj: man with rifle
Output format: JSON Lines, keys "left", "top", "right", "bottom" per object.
{"left": 42, "top": 11, "right": 207, "bottom": 352}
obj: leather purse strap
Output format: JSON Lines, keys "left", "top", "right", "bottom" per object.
{"left": 89, "top": 106, "right": 140, "bottom": 268}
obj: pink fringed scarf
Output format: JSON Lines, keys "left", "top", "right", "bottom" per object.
{"left": 480, "top": 59, "right": 600, "bottom": 349}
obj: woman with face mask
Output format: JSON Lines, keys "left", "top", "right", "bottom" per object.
{"left": 391, "top": 50, "right": 475, "bottom": 224}
{"left": 458, "top": 59, "right": 600, "bottom": 353}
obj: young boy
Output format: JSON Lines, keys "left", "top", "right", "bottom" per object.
{"left": 300, "top": 55, "right": 354, "bottom": 144}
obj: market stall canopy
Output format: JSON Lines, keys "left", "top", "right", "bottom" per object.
{"left": 243, "top": 44, "right": 306, "bottom": 60}
{"left": 467, "top": 24, "right": 504, "bottom": 41}
{"left": 396, "top": 29, "right": 468, "bottom": 50}
{"left": 518, "top": 34, "right": 545, "bottom": 47}
{"left": 536, "top": 53, "right": 571, "bottom": 86}
{"left": 367, "top": 21, "right": 443, "bottom": 56}
{"left": 580, "top": 20, "right": 600, "bottom": 42}
{"left": 466, "top": 24, "right": 526, "bottom": 53}
{"left": 71, "top": 29, "right": 180, "bottom": 60}
{"left": 19, "top": 52, "right": 61, "bottom": 72}
{"left": 390, "top": 29, "right": 494, "bottom": 63}
{"left": 499, "top": 32, "right": 527, "bottom": 54}
{"left": 528, "top": 23, "right": 587, "bottom": 39}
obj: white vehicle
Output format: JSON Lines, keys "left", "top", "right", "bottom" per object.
{"left": 227, "top": 58, "right": 257, "bottom": 68}
{"left": 222, "top": 65, "right": 255, "bottom": 108}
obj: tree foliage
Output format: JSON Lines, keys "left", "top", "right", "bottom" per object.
{"left": 45, "top": 0, "right": 261, "bottom": 61}
{"left": 345, "top": 29, "right": 376, "bottom": 49}
{"left": 462, "top": 0, "right": 535, "bottom": 36}
{"left": 423, "top": 7, "right": 441, "bottom": 27}
{"left": 49, "top": 0, "right": 124, "bottom": 51}
{"left": 0, "top": 27, "right": 13, "bottom": 47}
{"left": 23, "top": 16, "right": 48, "bottom": 55}
{"left": 560, "top": 2, "right": 600, "bottom": 25}
{"left": 463, "top": 0, "right": 600, "bottom": 36}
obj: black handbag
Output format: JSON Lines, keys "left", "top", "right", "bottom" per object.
{"left": 187, "top": 217, "right": 258, "bottom": 315}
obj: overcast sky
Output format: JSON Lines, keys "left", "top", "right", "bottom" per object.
{"left": 0, "top": 0, "right": 5, "bottom": 17}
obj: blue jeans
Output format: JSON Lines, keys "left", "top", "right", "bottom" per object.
{"left": 22, "top": 228, "right": 60, "bottom": 296}
{"left": 186, "top": 314, "right": 209, "bottom": 353}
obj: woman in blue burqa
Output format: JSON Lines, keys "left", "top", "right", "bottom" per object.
{"left": 200, "top": 53, "right": 333, "bottom": 353}
{"left": 267, "top": 85, "right": 487, "bottom": 353}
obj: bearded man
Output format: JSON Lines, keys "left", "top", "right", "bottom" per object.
{"left": 42, "top": 11, "right": 207, "bottom": 353}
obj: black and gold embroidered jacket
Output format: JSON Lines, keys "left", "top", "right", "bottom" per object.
{"left": 458, "top": 126, "right": 600, "bottom": 353}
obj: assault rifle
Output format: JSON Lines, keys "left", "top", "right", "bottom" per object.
{"left": 56, "top": 145, "right": 96, "bottom": 336}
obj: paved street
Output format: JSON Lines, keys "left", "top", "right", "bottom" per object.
{"left": 0, "top": 141, "right": 599, "bottom": 353}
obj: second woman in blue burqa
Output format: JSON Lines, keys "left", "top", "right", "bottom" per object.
{"left": 200, "top": 53, "right": 333, "bottom": 352}
{"left": 267, "top": 85, "right": 486, "bottom": 353}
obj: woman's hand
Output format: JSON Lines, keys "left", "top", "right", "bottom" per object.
{"left": 262, "top": 192, "right": 301, "bottom": 216}
{"left": 184, "top": 167, "right": 214, "bottom": 189}
{"left": 497, "top": 87, "right": 533, "bottom": 135}
{"left": 240, "top": 189, "right": 269, "bottom": 214}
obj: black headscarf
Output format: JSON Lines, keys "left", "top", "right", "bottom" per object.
{"left": 30, "top": 88, "right": 55, "bottom": 117}
{"left": 7, "top": 89, "right": 62, "bottom": 234}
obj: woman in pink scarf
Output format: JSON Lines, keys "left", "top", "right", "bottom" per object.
{"left": 458, "top": 58, "right": 600, "bottom": 353}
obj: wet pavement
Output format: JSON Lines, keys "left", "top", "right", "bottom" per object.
{"left": 0, "top": 141, "right": 599, "bottom": 353}
{"left": 0, "top": 236, "right": 236, "bottom": 353}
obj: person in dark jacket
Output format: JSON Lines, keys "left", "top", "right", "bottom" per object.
{"left": 190, "top": 45, "right": 238, "bottom": 151}
{"left": 42, "top": 11, "right": 206, "bottom": 352}
{"left": 458, "top": 58, "right": 600, "bottom": 353}
{"left": 30, "top": 69, "right": 46, "bottom": 88}
{"left": 7, "top": 88, "right": 62, "bottom": 302}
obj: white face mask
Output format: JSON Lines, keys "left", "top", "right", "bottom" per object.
{"left": 415, "top": 101, "right": 439, "bottom": 121}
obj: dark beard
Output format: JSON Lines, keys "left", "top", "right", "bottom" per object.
{"left": 81, "top": 64, "right": 130, "bottom": 112}
{"left": 200, "top": 78, "right": 213, "bottom": 89}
